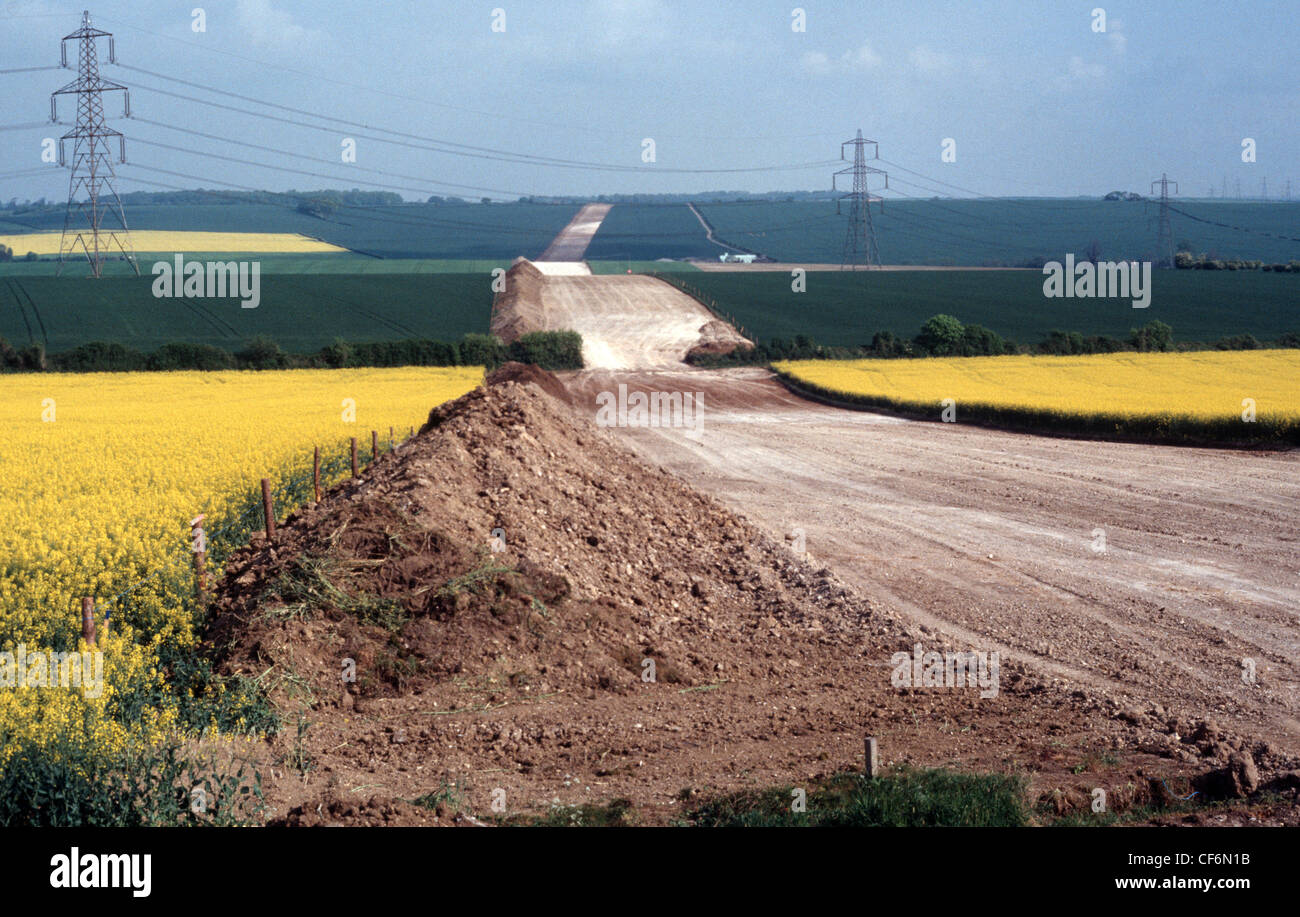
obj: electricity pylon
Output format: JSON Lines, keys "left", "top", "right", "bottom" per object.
{"left": 51, "top": 11, "right": 137, "bottom": 278}
{"left": 1150, "top": 173, "right": 1178, "bottom": 268}
{"left": 834, "top": 129, "right": 888, "bottom": 270}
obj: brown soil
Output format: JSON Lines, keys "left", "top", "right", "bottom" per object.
{"left": 686, "top": 319, "right": 756, "bottom": 362}
{"left": 488, "top": 258, "right": 546, "bottom": 344}
{"left": 490, "top": 259, "right": 751, "bottom": 368}
{"left": 206, "top": 371, "right": 1300, "bottom": 826}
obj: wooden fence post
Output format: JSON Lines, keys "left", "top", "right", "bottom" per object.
{"left": 80, "top": 597, "right": 96, "bottom": 648}
{"left": 190, "top": 514, "right": 207, "bottom": 601}
{"left": 313, "top": 446, "right": 321, "bottom": 503}
{"left": 864, "top": 736, "right": 879, "bottom": 778}
{"left": 261, "top": 478, "right": 276, "bottom": 540}
{"left": 350, "top": 437, "right": 358, "bottom": 478}
{"left": 372, "top": 429, "right": 378, "bottom": 462}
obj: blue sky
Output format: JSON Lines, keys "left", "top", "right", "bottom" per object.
{"left": 1, "top": 0, "right": 1297, "bottom": 201}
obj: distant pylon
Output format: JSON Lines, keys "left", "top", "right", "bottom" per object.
{"left": 51, "top": 11, "right": 137, "bottom": 278}
{"left": 1150, "top": 173, "right": 1178, "bottom": 268}
{"left": 833, "top": 129, "right": 888, "bottom": 270}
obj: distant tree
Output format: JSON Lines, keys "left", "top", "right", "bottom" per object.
{"left": 959, "top": 323, "right": 1008, "bottom": 356}
{"left": 457, "top": 333, "right": 506, "bottom": 368}
{"left": 1084, "top": 239, "right": 1102, "bottom": 264}
{"left": 236, "top": 335, "right": 287, "bottom": 369}
{"left": 0, "top": 245, "right": 12, "bottom": 262}
{"left": 1129, "top": 320, "right": 1174, "bottom": 352}
{"left": 867, "top": 330, "right": 907, "bottom": 357}
{"left": 914, "top": 314, "right": 965, "bottom": 356}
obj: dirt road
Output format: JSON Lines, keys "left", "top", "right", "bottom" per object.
{"left": 505, "top": 265, "right": 749, "bottom": 369}
{"left": 508, "top": 263, "right": 1300, "bottom": 755}
{"left": 537, "top": 202, "right": 613, "bottom": 262}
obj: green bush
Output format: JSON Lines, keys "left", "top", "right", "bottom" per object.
{"left": 914, "top": 314, "right": 966, "bottom": 356}
{"left": 687, "top": 767, "right": 1027, "bottom": 828}
{"left": 147, "top": 342, "right": 237, "bottom": 371}
{"left": 50, "top": 341, "right": 144, "bottom": 372}
{"left": 958, "top": 323, "right": 1012, "bottom": 356}
{"left": 235, "top": 335, "right": 288, "bottom": 369}
{"left": 506, "top": 330, "right": 583, "bottom": 370}
{"left": 1212, "top": 333, "right": 1262, "bottom": 350}
{"left": 458, "top": 333, "right": 507, "bottom": 369}
{"left": 0, "top": 735, "right": 263, "bottom": 827}
{"left": 1130, "top": 319, "right": 1174, "bottom": 352}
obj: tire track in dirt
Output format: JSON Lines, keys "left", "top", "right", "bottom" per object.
{"left": 554, "top": 354, "right": 1300, "bottom": 757}
{"left": 491, "top": 258, "right": 1300, "bottom": 753}
{"left": 592, "top": 370, "right": 1300, "bottom": 748}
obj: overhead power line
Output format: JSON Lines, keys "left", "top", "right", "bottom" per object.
{"left": 117, "top": 65, "right": 839, "bottom": 175}
{"left": 87, "top": 12, "right": 840, "bottom": 144}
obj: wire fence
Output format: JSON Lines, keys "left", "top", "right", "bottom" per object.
{"left": 71, "top": 427, "right": 414, "bottom": 648}
{"left": 645, "top": 272, "right": 753, "bottom": 343}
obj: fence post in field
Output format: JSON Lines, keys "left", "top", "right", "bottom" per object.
{"left": 409, "top": 425, "right": 414, "bottom": 439}
{"left": 372, "top": 429, "right": 378, "bottom": 463}
{"left": 313, "top": 446, "right": 321, "bottom": 503}
{"left": 80, "top": 597, "right": 96, "bottom": 648}
{"left": 864, "top": 736, "right": 879, "bottom": 779}
{"left": 190, "top": 514, "right": 207, "bottom": 601}
{"left": 350, "top": 437, "right": 358, "bottom": 478}
{"left": 389, "top": 426, "right": 394, "bottom": 450}
{"left": 261, "top": 478, "right": 276, "bottom": 540}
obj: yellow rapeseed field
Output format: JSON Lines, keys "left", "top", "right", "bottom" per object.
{"left": 0, "top": 230, "right": 346, "bottom": 255}
{"left": 776, "top": 350, "right": 1300, "bottom": 438}
{"left": 0, "top": 366, "right": 480, "bottom": 766}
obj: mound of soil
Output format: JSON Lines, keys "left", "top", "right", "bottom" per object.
{"left": 204, "top": 380, "right": 1296, "bottom": 825}
{"left": 481, "top": 361, "right": 572, "bottom": 406}
{"left": 488, "top": 258, "right": 546, "bottom": 344}
{"left": 685, "top": 319, "right": 755, "bottom": 362}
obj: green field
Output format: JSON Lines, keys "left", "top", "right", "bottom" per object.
{"left": 0, "top": 255, "right": 519, "bottom": 277}
{"left": 582, "top": 204, "right": 719, "bottom": 260}
{"left": 0, "top": 273, "right": 492, "bottom": 352}
{"left": 0, "top": 201, "right": 578, "bottom": 261}
{"left": 667, "top": 270, "right": 1300, "bottom": 346}
{"left": 687, "top": 199, "right": 1300, "bottom": 266}
{"left": 587, "top": 259, "right": 700, "bottom": 274}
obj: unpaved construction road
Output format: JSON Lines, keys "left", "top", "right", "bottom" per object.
{"left": 506, "top": 258, "right": 1300, "bottom": 756}
{"left": 500, "top": 263, "right": 750, "bottom": 369}
{"left": 536, "top": 202, "right": 612, "bottom": 262}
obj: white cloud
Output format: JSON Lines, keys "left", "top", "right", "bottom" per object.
{"left": 800, "top": 42, "right": 881, "bottom": 75}
{"left": 801, "top": 51, "right": 833, "bottom": 75}
{"left": 844, "top": 42, "right": 882, "bottom": 71}
{"left": 1050, "top": 55, "right": 1107, "bottom": 91}
{"left": 236, "top": 0, "right": 323, "bottom": 49}
{"left": 587, "top": 0, "right": 671, "bottom": 47}
{"left": 910, "top": 45, "right": 955, "bottom": 75}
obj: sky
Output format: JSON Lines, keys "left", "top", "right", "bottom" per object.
{"left": 1, "top": 0, "right": 1297, "bottom": 202}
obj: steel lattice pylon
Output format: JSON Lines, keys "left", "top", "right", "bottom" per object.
{"left": 1149, "top": 172, "right": 1178, "bottom": 269}
{"left": 834, "top": 129, "right": 888, "bottom": 271}
{"left": 51, "top": 11, "right": 137, "bottom": 278}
